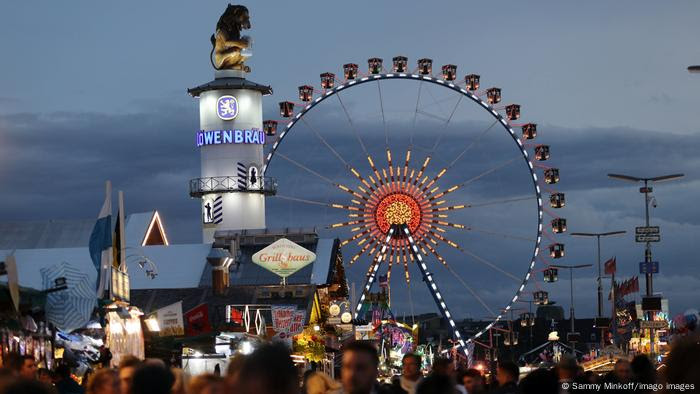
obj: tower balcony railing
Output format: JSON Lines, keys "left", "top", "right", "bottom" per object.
{"left": 189, "top": 176, "right": 277, "bottom": 197}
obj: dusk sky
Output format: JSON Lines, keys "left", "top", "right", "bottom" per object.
{"left": 1, "top": 1, "right": 699, "bottom": 320}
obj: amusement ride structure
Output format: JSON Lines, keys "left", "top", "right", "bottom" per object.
{"left": 262, "top": 58, "right": 568, "bottom": 354}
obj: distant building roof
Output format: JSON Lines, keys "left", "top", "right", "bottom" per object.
{"left": 0, "top": 219, "right": 95, "bottom": 249}
{"left": 0, "top": 244, "right": 212, "bottom": 291}
{"left": 0, "top": 211, "right": 167, "bottom": 250}
{"left": 0, "top": 225, "right": 339, "bottom": 296}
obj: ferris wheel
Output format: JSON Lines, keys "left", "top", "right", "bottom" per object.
{"left": 261, "top": 57, "right": 566, "bottom": 353}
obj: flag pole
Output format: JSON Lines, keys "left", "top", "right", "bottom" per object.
{"left": 98, "top": 180, "right": 112, "bottom": 299}
{"left": 118, "top": 191, "right": 126, "bottom": 272}
{"left": 611, "top": 270, "right": 617, "bottom": 347}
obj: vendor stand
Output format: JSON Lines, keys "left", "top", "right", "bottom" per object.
{"left": 0, "top": 283, "right": 54, "bottom": 370}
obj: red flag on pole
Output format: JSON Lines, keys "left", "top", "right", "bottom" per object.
{"left": 608, "top": 279, "right": 616, "bottom": 300}
{"left": 619, "top": 280, "right": 627, "bottom": 297}
{"left": 604, "top": 257, "right": 616, "bottom": 275}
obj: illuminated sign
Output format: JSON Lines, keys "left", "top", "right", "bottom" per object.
{"left": 111, "top": 267, "right": 130, "bottom": 303}
{"left": 252, "top": 238, "right": 316, "bottom": 278}
{"left": 196, "top": 129, "right": 266, "bottom": 147}
{"left": 217, "top": 95, "right": 239, "bottom": 120}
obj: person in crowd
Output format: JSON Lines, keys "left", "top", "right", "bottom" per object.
{"left": 0, "top": 368, "right": 17, "bottom": 392}
{"left": 661, "top": 335, "right": 700, "bottom": 393}
{"left": 630, "top": 354, "right": 655, "bottom": 388}
{"left": 613, "top": 359, "right": 632, "bottom": 384}
{"left": 130, "top": 361, "right": 174, "bottom": 394}
{"left": 581, "top": 371, "right": 599, "bottom": 385}
{"left": 1, "top": 379, "right": 58, "bottom": 394}
{"left": 117, "top": 356, "right": 141, "bottom": 394}
{"left": 600, "top": 358, "right": 632, "bottom": 394}
{"left": 460, "top": 368, "right": 485, "bottom": 394}
{"left": 54, "top": 364, "right": 84, "bottom": 394}
{"left": 170, "top": 368, "right": 187, "bottom": 394}
{"left": 555, "top": 354, "right": 578, "bottom": 394}
{"left": 38, "top": 368, "right": 54, "bottom": 385}
{"left": 303, "top": 371, "right": 341, "bottom": 394}
{"left": 387, "top": 353, "right": 422, "bottom": 394}
{"left": 518, "top": 368, "right": 557, "bottom": 394}
{"left": 224, "top": 353, "right": 246, "bottom": 389}
{"left": 430, "top": 358, "right": 451, "bottom": 377}
{"left": 236, "top": 342, "right": 299, "bottom": 394}
{"left": 188, "top": 373, "right": 225, "bottom": 394}
{"left": 5, "top": 353, "right": 37, "bottom": 380}
{"left": 490, "top": 361, "right": 520, "bottom": 394}
{"left": 415, "top": 373, "right": 458, "bottom": 394}
{"left": 603, "top": 359, "right": 631, "bottom": 385}
{"left": 86, "top": 368, "right": 118, "bottom": 394}
{"left": 302, "top": 370, "right": 315, "bottom": 393}
{"left": 424, "top": 357, "right": 465, "bottom": 394}
{"left": 340, "top": 340, "right": 388, "bottom": 394}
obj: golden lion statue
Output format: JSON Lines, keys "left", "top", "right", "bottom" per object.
{"left": 210, "top": 4, "right": 251, "bottom": 72}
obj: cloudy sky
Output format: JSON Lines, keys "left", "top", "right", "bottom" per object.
{"left": 1, "top": 1, "right": 699, "bottom": 319}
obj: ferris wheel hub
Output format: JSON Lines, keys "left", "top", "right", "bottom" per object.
{"left": 375, "top": 193, "right": 422, "bottom": 234}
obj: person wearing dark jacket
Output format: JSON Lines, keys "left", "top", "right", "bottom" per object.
{"left": 386, "top": 353, "right": 422, "bottom": 394}
{"left": 54, "top": 364, "right": 84, "bottom": 394}
{"left": 489, "top": 361, "right": 520, "bottom": 394}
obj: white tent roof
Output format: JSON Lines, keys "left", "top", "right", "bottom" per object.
{"left": 0, "top": 244, "right": 212, "bottom": 291}
{"left": 0, "top": 211, "right": 167, "bottom": 250}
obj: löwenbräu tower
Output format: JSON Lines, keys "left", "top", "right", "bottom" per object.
{"left": 188, "top": 4, "right": 275, "bottom": 243}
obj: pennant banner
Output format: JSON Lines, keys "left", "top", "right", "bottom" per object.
{"left": 604, "top": 257, "right": 616, "bottom": 275}
{"left": 609, "top": 276, "right": 640, "bottom": 300}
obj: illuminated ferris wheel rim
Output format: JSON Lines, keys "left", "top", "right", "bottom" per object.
{"left": 262, "top": 71, "right": 545, "bottom": 345}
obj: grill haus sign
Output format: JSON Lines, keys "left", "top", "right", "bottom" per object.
{"left": 252, "top": 238, "right": 316, "bottom": 279}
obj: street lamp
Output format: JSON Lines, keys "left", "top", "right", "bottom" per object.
{"left": 607, "top": 173, "right": 683, "bottom": 295}
{"left": 550, "top": 264, "right": 593, "bottom": 343}
{"left": 608, "top": 172, "right": 683, "bottom": 357}
{"left": 570, "top": 231, "right": 626, "bottom": 319}
{"left": 689, "top": 65, "right": 700, "bottom": 73}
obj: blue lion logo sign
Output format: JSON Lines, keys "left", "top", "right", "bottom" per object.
{"left": 216, "top": 95, "right": 239, "bottom": 120}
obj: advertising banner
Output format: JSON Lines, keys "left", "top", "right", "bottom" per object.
{"left": 156, "top": 301, "right": 184, "bottom": 337}
{"left": 355, "top": 324, "right": 374, "bottom": 340}
{"left": 271, "top": 305, "right": 306, "bottom": 348}
{"left": 184, "top": 304, "right": 211, "bottom": 337}
{"left": 252, "top": 238, "right": 316, "bottom": 278}
{"left": 271, "top": 305, "right": 306, "bottom": 335}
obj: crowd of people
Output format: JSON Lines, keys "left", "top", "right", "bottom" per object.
{"left": 0, "top": 336, "right": 696, "bottom": 394}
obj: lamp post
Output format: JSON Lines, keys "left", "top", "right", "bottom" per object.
{"left": 607, "top": 173, "right": 683, "bottom": 296}
{"left": 608, "top": 173, "right": 683, "bottom": 357}
{"left": 689, "top": 65, "right": 700, "bottom": 73}
{"left": 570, "top": 231, "right": 626, "bottom": 319}
{"left": 550, "top": 264, "right": 592, "bottom": 345}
